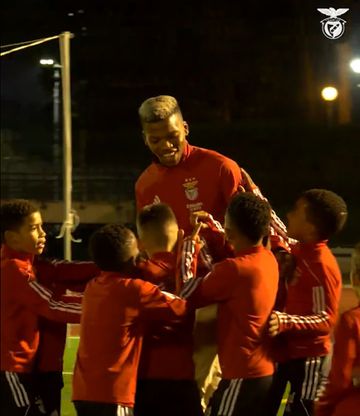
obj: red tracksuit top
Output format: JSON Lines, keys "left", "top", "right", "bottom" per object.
{"left": 135, "top": 142, "right": 291, "bottom": 252}
{"left": 136, "top": 252, "right": 195, "bottom": 380}
{"left": 187, "top": 245, "right": 279, "bottom": 379}
{"left": 273, "top": 241, "right": 342, "bottom": 360}
{"left": 72, "top": 271, "right": 188, "bottom": 407}
{"left": 33, "top": 257, "right": 99, "bottom": 372}
{"left": 0, "top": 245, "right": 82, "bottom": 373}
{"left": 315, "top": 305, "right": 360, "bottom": 416}
{"left": 135, "top": 142, "right": 241, "bottom": 235}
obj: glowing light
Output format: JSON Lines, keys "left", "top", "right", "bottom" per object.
{"left": 321, "top": 86, "right": 338, "bottom": 101}
{"left": 40, "top": 58, "right": 55, "bottom": 66}
{"left": 350, "top": 58, "right": 360, "bottom": 74}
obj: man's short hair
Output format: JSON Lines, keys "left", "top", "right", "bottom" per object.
{"left": 226, "top": 193, "right": 271, "bottom": 243}
{"left": 301, "top": 189, "right": 347, "bottom": 239}
{"left": 0, "top": 199, "right": 38, "bottom": 242}
{"left": 137, "top": 203, "right": 177, "bottom": 229}
{"left": 137, "top": 203, "right": 178, "bottom": 247}
{"left": 138, "top": 95, "right": 183, "bottom": 124}
{"left": 89, "top": 224, "right": 136, "bottom": 271}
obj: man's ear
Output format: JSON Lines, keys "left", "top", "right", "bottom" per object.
{"left": 183, "top": 121, "right": 189, "bottom": 136}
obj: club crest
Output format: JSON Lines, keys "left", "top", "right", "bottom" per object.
{"left": 317, "top": 8, "right": 349, "bottom": 40}
{"left": 183, "top": 178, "right": 199, "bottom": 201}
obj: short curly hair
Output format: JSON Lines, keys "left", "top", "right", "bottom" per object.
{"left": 138, "top": 95, "right": 183, "bottom": 124}
{"left": 301, "top": 189, "right": 347, "bottom": 239}
{"left": 1, "top": 199, "right": 38, "bottom": 242}
{"left": 226, "top": 193, "right": 271, "bottom": 243}
{"left": 89, "top": 224, "right": 137, "bottom": 271}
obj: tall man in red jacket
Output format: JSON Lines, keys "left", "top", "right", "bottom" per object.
{"left": 134, "top": 95, "right": 290, "bottom": 406}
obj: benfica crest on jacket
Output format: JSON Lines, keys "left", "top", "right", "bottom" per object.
{"left": 183, "top": 178, "right": 199, "bottom": 201}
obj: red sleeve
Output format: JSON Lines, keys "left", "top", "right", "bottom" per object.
{"left": 34, "top": 257, "right": 99, "bottom": 292}
{"left": 275, "top": 263, "right": 340, "bottom": 335}
{"left": 11, "top": 262, "right": 81, "bottom": 324}
{"left": 219, "top": 159, "right": 243, "bottom": 203}
{"left": 185, "top": 260, "right": 235, "bottom": 308}
{"left": 315, "top": 311, "right": 358, "bottom": 416}
{"left": 137, "top": 281, "right": 187, "bottom": 321}
{"left": 135, "top": 178, "right": 147, "bottom": 211}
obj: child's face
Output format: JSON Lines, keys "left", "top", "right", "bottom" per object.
{"left": 9, "top": 211, "right": 46, "bottom": 255}
{"left": 287, "top": 198, "right": 315, "bottom": 241}
{"left": 224, "top": 213, "right": 240, "bottom": 250}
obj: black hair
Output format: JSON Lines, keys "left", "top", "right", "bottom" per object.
{"left": 89, "top": 224, "right": 136, "bottom": 271}
{"left": 301, "top": 189, "right": 347, "bottom": 239}
{"left": 0, "top": 199, "right": 38, "bottom": 242}
{"left": 226, "top": 193, "right": 271, "bottom": 243}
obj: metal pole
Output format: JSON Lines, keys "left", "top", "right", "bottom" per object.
{"left": 59, "top": 32, "right": 73, "bottom": 260}
{"left": 53, "top": 65, "right": 61, "bottom": 200}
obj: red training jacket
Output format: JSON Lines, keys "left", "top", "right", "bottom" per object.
{"left": 33, "top": 257, "right": 99, "bottom": 372}
{"left": 136, "top": 252, "right": 195, "bottom": 380}
{"left": 185, "top": 245, "right": 279, "bottom": 379}
{"left": 273, "top": 241, "right": 342, "bottom": 360}
{"left": 315, "top": 305, "right": 360, "bottom": 416}
{"left": 72, "top": 271, "right": 188, "bottom": 407}
{"left": 0, "top": 245, "right": 82, "bottom": 373}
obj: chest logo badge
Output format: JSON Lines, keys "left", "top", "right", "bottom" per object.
{"left": 183, "top": 178, "right": 199, "bottom": 201}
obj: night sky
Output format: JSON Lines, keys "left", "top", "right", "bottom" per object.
{"left": 1, "top": 0, "right": 360, "bottom": 245}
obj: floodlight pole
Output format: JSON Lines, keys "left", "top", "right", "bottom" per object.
{"left": 59, "top": 31, "right": 73, "bottom": 260}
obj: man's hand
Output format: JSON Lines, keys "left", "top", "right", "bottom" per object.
{"left": 190, "top": 210, "right": 211, "bottom": 228}
{"left": 268, "top": 311, "right": 280, "bottom": 337}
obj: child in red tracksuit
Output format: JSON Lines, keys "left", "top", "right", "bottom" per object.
{"left": 33, "top": 257, "right": 99, "bottom": 416}
{"left": 0, "top": 199, "right": 82, "bottom": 416}
{"left": 181, "top": 192, "right": 279, "bottom": 416}
{"left": 72, "top": 224, "right": 188, "bottom": 416}
{"left": 267, "top": 189, "right": 348, "bottom": 416}
{"left": 315, "top": 243, "right": 360, "bottom": 416}
{"left": 134, "top": 203, "right": 203, "bottom": 416}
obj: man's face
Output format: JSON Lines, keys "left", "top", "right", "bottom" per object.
{"left": 9, "top": 211, "right": 46, "bottom": 255}
{"left": 143, "top": 113, "right": 188, "bottom": 167}
{"left": 286, "top": 198, "right": 314, "bottom": 240}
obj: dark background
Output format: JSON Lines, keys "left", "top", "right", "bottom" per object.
{"left": 1, "top": 0, "right": 360, "bottom": 255}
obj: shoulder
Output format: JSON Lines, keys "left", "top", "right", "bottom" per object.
{"left": 191, "top": 146, "right": 240, "bottom": 170}
{"left": 129, "top": 277, "right": 157, "bottom": 293}
{"left": 340, "top": 306, "right": 360, "bottom": 329}
{"left": 135, "top": 164, "right": 158, "bottom": 190}
{"left": 212, "top": 258, "right": 239, "bottom": 275}
{"left": 2, "top": 258, "right": 32, "bottom": 279}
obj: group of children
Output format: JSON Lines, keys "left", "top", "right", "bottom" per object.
{"left": 0, "top": 188, "right": 359, "bottom": 416}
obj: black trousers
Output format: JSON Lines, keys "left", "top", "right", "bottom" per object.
{"left": 134, "top": 379, "right": 203, "bottom": 416}
{"left": 266, "top": 356, "right": 329, "bottom": 416}
{"left": 206, "top": 375, "right": 273, "bottom": 416}
{"left": 74, "top": 401, "right": 133, "bottom": 416}
{"left": 35, "top": 371, "right": 63, "bottom": 416}
{"left": 0, "top": 371, "right": 45, "bottom": 416}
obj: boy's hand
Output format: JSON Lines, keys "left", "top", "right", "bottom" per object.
{"left": 191, "top": 222, "right": 203, "bottom": 242}
{"left": 268, "top": 311, "right": 280, "bottom": 337}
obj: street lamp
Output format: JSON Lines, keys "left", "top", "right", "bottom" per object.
{"left": 350, "top": 58, "right": 360, "bottom": 74}
{"left": 40, "top": 58, "right": 61, "bottom": 200}
{"left": 321, "top": 86, "right": 338, "bottom": 127}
